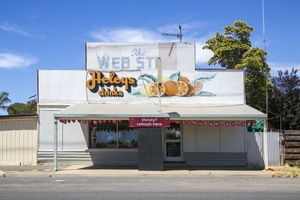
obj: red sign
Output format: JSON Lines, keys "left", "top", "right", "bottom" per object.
{"left": 129, "top": 117, "right": 170, "bottom": 128}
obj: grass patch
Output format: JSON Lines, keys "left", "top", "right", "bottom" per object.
{"left": 267, "top": 165, "right": 300, "bottom": 178}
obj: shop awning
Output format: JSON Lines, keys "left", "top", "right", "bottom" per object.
{"left": 54, "top": 103, "right": 267, "bottom": 120}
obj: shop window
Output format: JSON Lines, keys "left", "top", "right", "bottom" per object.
{"left": 90, "top": 120, "right": 139, "bottom": 149}
{"left": 166, "top": 123, "right": 181, "bottom": 140}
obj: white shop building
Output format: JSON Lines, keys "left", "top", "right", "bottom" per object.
{"left": 37, "top": 42, "right": 267, "bottom": 170}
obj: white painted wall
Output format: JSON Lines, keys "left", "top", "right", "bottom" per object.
{"left": 60, "top": 121, "right": 89, "bottom": 151}
{"left": 38, "top": 70, "right": 87, "bottom": 104}
{"left": 39, "top": 109, "right": 60, "bottom": 151}
{"left": 39, "top": 108, "right": 88, "bottom": 151}
{"left": 182, "top": 125, "right": 196, "bottom": 152}
{"left": 220, "top": 126, "right": 245, "bottom": 152}
{"left": 183, "top": 124, "right": 246, "bottom": 153}
{"left": 196, "top": 126, "right": 220, "bottom": 152}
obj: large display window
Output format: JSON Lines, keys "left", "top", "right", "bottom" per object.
{"left": 90, "top": 120, "right": 139, "bottom": 149}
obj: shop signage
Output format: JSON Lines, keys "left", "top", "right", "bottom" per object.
{"left": 97, "top": 48, "right": 158, "bottom": 70}
{"left": 129, "top": 117, "right": 170, "bottom": 128}
{"left": 86, "top": 71, "right": 137, "bottom": 97}
{"left": 86, "top": 42, "right": 195, "bottom": 71}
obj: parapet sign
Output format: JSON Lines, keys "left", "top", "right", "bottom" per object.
{"left": 129, "top": 117, "right": 170, "bottom": 128}
{"left": 85, "top": 42, "right": 195, "bottom": 71}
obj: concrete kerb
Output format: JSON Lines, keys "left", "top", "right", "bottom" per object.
{"left": 0, "top": 164, "right": 272, "bottom": 178}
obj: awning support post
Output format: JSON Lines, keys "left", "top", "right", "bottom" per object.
{"left": 157, "top": 57, "right": 162, "bottom": 114}
{"left": 54, "top": 118, "right": 58, "bottom": 171}
{"left": 263, "top": 119, "right": 268, "bottom": 169}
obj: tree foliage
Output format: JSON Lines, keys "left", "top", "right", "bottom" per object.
{"left": 7, "top": 99, "right": 37, "bottom": 115}
{"left": 203, "top": 20, "right": 271, "bottom": 111}
{"left": 268, "top": 68, "right": 300, "bottom": 130}
{"left": 0, "top": 91, "right": 11, "bottom": 112}
{"left": 235, "top": 48, "right": 271, "bottom": 110}
{"left": 26, "top": 99, "right": 37, "bottom": 114}
{"left": 203, "top": 20, "right": 253, "bottom": 69}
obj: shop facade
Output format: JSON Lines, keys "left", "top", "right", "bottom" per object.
{"left": 37, "top": 42, "right": 267, "bottom": 170}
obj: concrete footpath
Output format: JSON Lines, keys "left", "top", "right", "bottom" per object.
{"left": 0, "top": 164, "right": 272, "bottom": 178}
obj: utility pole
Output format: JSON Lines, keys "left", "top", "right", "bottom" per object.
{"left": 262, "top": 0, "right": 269, "bottom": 169}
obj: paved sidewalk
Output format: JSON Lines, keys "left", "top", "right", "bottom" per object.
{"left": 0, "top": 164, "right": 271, "bottom": 177}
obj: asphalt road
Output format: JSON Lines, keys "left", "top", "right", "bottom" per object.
{"left": 0, "top": 176, "right": 299, "bottom": 200}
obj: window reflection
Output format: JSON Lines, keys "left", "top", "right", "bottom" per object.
{"left": 166, "top": 123, "right": 181, "bottom": 140}
{"left": 117, "top": 129, "right": 139, "bottom": 148}
{"left": 90, "top": 120, "right": 139, "bottom": 149}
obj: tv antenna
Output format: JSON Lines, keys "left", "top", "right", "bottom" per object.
{"left": 162, "top": 24, "right": 183, "bottom": 42}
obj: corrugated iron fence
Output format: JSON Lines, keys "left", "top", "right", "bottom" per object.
{"left": 268, "top": 132, "right": 280, "bottom": 166}
{"left": 0, "top": 116, "right": 38, "bottom": 165}
{"left": 247, "top": 132, "right": 280, "bottom": 168}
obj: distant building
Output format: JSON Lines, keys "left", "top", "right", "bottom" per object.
{"left": 0, "top": 114, "right": 38, "bottom": 166}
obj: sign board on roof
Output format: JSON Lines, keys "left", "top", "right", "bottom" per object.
{"left": 85, "top": 42, "right": 196, "bottom": 71}
{"left": 38, "top": 69, "right": 245, "bottom": 105}
{"left": 38, "top": 41, "right": 245, "bottom": 105}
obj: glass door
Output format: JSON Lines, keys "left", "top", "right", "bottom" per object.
{"left": 164, "top": 123, "right": 182, "bottom": 161}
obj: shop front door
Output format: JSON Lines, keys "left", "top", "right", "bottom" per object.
{"left": 164, "top": 123, "right": 182, "bottom": 161}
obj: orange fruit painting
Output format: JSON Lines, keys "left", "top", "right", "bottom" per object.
{"left": 175, "top": 81, "right": 189, "bottom": 96}
{"left": 136, "top": 71, "right": 214, "bottom": 97}
{"left": 150, "top": 82, "right": 166, "bottom": 96}
{"left": 180, "top": 76, "right": 190, "bottom": 83}
{"left": 163, "top": 80, "right": 178, "bottom": 96}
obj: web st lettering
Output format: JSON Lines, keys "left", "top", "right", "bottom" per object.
{"left": 97, "top": 56, "right": 158, "bottom": 70}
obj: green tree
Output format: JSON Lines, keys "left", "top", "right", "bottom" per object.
{"left": 26, "top": 99, "right": 37, "bottom": 114}
{"left": 0, "top": 91, "right": 11, "bottom": 113}
{"left": 7, "top": 99, "right": 37, "bottom": 115}
{"left": 235, "top": 47, "right": 271, "bottom": 110}
{"left": 268, "top": 68, "right": 300, "bottom": 130}
{"left": 203, "top": 20, "right": 271, "bottom": 111}
{"left": 7, "top": 103, "right": 29, "bottom": 115}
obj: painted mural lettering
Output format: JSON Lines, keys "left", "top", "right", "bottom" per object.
{"left": 97, "top": 56, "right": 157, "bottom": 70}
{"left": 131, "top": 48, "right": 145, "bottom": 57}
{"left": 98, "top": 87, "right": 123, "bottom": 97}
{"left": 97, "top": 48, "right": 157, "bottom": 70}
{"left": 86, "top": 71, "right": 137, "bottom": 97}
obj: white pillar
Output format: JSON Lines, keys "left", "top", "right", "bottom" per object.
{"left": 54, "top": 118, "right": 58, "bottom": 171}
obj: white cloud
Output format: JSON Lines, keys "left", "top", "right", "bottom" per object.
{"left": 0, "top": 53, "right": 37, "bottom": 69}
{"left": 91, "top": 28, "right": 162, "bottom": 42}
{"left": 193, "top": 34, "right": 215, "bottom": 65}
{"left": 158, "top": 21, "right": 209, "bottom": 33}
{"left": 268, "top": 62, "right": 300, "bottom": 76}
{"left": 0, "top": 22, "right": 32, "bottom": 37}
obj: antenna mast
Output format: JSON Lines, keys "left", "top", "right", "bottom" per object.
{"left": 162, "top": 24, "right": 183, "bottom": 42}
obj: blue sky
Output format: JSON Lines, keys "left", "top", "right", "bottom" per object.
{"left": 0, "top": 0, "right": 299, "bottom": 114}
